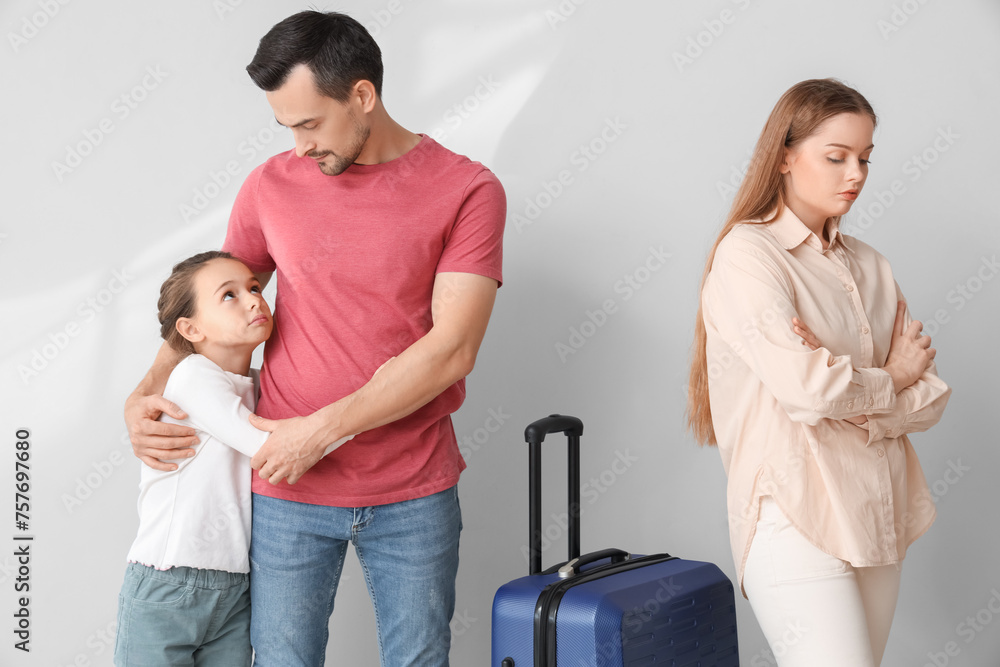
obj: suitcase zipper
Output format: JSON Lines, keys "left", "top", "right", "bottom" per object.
{"left": 532, "top": 552, "right": 677, "bottom": 666}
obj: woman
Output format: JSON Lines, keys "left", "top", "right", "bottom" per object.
{"left": 687, "top": 79, "right": 951, "bottom": 665}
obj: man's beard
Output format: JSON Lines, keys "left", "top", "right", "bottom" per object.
{"left": 310, "top": 114, "right": 371, "bottom": 176}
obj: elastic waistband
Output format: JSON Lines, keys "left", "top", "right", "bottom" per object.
{"left": 126, "top": 562, "right": 248, "bottom": 589}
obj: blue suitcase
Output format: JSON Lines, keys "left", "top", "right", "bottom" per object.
{"left": 491, "top": 415, "right": 740, "bottom": 666}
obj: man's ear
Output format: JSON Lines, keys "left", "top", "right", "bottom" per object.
{"left": 353, "top": 79, "right": 378, "bottom": 114}
{"left": 176, "top": 318, "right": 205, "bottom": 345}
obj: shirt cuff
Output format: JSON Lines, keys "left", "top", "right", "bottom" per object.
{"left": 852, "top": 367, "right": 896, "bottom": 416}
{"left": 863, "top": 394, "right": 909, "bottom": 446}
{"left": 858, "top": 415, "right": 883, "bottom": 446}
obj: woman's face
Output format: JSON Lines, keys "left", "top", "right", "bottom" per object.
{"left": 779, "top": 112, "right": 875, "bottom": 229}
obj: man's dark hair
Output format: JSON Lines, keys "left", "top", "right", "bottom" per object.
{"left": 247, "top": 11, "right": 383, "bottom": 101}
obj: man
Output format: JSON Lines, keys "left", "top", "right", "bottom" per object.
{"left": 125, "top": 11, "right": 505, "bottom": 666}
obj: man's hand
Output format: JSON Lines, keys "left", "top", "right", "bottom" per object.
{"left": 247, "top": 358, "right": 394, "bottom": 485}
{"left": 249, "top": 413, "right": 330, "bottom": 485}
{"left": 125, "top": 393, "right": 198, "bottom": 471}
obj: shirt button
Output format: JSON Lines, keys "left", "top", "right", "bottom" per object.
{"left": 862, "top": 327, "right": 870, "bottom": 334}
{"left": 877, "top": 449, "right": 885, "bottom": 457}
{"left": 869, "top": 398, "right": 875, "bottom": 407}
{"left": 847, "top": 401, "right": 854, "bottom": 409}
{"left": 846, "top": 285, "right": 855, "bottom": 292}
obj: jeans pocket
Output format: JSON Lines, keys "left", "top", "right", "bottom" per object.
{"left": 130, "top": 574, "right": 194, "bottom": 607}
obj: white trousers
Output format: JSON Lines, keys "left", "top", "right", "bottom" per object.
{"left": 742, "top": 497, "right": 902, "bottom": 666}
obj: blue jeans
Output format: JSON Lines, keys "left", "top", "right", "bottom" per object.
{"left": 249, "top": 485, "right": 462, "bottom": 666}
{"left": 114, "top": 562, "right": 251, "bottom": 666}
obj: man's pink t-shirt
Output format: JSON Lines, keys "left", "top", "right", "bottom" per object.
{"left": 223, "top": 136, "right": 505, "bottom": 507}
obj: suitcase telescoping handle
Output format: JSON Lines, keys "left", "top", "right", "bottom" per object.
{"left": 525, "top": 414, "right": 584, "bottom": 576}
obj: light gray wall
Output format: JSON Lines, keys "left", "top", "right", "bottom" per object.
{"left": 2, "top": 0, "right": 998, "bottom": 665}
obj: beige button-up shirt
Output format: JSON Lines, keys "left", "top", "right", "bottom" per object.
{"left": 702, "top": 206, "right": 951, "bottom": 596}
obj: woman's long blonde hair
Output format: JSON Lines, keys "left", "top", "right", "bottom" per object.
{"left": 686, "top": 78, "right": 877, "bottom": 446}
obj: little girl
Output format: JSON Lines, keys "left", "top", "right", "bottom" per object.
{"left": 114, "top": 251, "right": 354, "bottom": 666}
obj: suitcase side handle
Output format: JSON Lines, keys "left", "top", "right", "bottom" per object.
{"left": 525, "top": 414, "right": 584, "bottom": 576}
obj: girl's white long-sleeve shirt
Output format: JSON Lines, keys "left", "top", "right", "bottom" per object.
{"left": 126, "top": 354, "right": 270, "bottom": 573}
{"left": 127, "top": 354, "right": 353, "bottom": 573}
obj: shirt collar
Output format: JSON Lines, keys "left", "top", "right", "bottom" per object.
{"left": 766, "top": 206, "right": 854, "bottom": 255}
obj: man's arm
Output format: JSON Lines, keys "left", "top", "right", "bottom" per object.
{"left": 249, "top": 271, "right": 498, "bottom": 485}
{"left": 124, "top": 340, "right": 198, "bottom": 470}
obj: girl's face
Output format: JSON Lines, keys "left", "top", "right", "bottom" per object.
{"left": 181, "top": 258, "right": 272, "bottom": 353}
{"left": 779, "top": 112, "right": 875, "bottom": 229}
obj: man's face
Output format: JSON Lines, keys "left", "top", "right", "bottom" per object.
{"left": 267, "top": 64, "right": 370, "bottom": 176}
